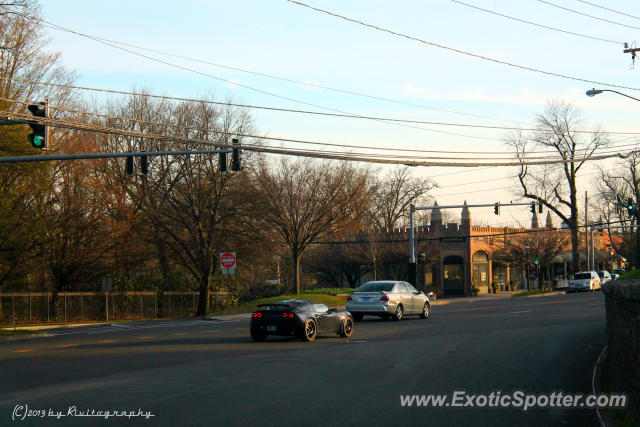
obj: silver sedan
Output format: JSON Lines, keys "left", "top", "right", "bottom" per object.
{"left": 346, "top": 281, "right": 431, "bottom": 321}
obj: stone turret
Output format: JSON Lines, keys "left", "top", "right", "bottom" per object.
{"left": 531, "top": 210, "right": 539, "bottom": 229}
{"left": 545, "top": 211, "right": 554, "bottom": 228}
{"left": 461, "top": 200, "right": 471, "bottom": 228}
{"left": 430, "top": 201, "right": 442, "bottom": 232}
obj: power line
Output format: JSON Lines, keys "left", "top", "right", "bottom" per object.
{"left": 22, "top": 14, "right": 534, "bottom": 127}
{"left": 2, "top": 80, "right": 639, "bottom": 138}
{"left": 285, "top": 0, "right": 640, "bottom": 91}
{"left": 451, "top": 0, "right": 622, "bottom": 45}
{"left": 575, "top": 0, "right": 640, "bottom": 22}
{"left": 537, "top": 0, "right": 640, "bottom": 31}
{"left": 3, "top": 110, "right": 639, "bottom": 167}
{"left": 5, "top": 96, "right": 639, "bottom": 159}
{"left": 15, "top": 14, "right": 522, "bottom": 143}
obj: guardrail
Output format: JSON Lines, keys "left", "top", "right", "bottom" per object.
{"left": 0, "top": 291, "right": 236, "bottom": 325}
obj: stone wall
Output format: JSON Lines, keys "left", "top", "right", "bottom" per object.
{"left": 602, "top": 279, "right": 640, "bottom": 420}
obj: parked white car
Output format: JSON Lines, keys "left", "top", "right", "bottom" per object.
{"left": 568, "top": 271, "right": 601, "bottom": 292}
{"left": 597, "top": 270, "right": 612, "bottom": 284}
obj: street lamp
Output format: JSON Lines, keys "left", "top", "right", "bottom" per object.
{"left": 586, "top": 88, "right": 640, "bottom": 103}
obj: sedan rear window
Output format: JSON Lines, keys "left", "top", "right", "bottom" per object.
{"left": 355, "top": 282, "right": 395, "bottom": 292}
{"left": 574, "top": 273, "right": 591, "bottom": 280}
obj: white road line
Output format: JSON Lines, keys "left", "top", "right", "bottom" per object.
{"left": 510, "top": 310, "right": 533, "bottom": 314}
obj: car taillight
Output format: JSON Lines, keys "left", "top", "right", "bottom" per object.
{"left": 346, "top": 295, "right": 353, "bottom": 301}
{"left": 289, "top": 313, "right": 294, "bottom": 318}
{"left": 380, "top": 295, "right": 389, "bottom": 301}
{"left": 252, "top": 312, "right": 261, "bottom": 318}
{"left": 283, "top": 313, "right": 288, "bottom": 317}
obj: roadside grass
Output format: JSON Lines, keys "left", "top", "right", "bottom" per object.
{"left": 210, "top": 293, "right": 347, "bottom": 316}
{"left": 512, "top": 288, "right": 555, "bottom": 298}
{"left": 0, "top": 329, "right": 44, "bottom": 336}
{"left": 620, "top": 269, "right": 640, "bottom": 280}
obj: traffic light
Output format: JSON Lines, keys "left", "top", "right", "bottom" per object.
{"left": 232, "top": 138, "right": 241, "bottom": 172}
{"left": 27, "top": 102, "right": 47, "bottom": 149}
{"left": 627, "top": 198, "right": 634, "bottom": 212}
{"left": 538, "top": 201, "right": 543, "bottom": 214}
{"left": 530, "top": 202, "right": 535, "bottom": 213}
{"left": 140, "top": 155, "right": 149, "bottom": 175}
{"left": 219, "top": 150, "right": 227, "bottom": 172}
{"left": 494, "top": 202, "right": 500, "bottom": 215}
{"left": 126, "top": 156, "right": 134, "bottom": 175}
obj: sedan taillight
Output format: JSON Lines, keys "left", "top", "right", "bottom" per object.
{"left": 380, "top": 295, "right": 389, "bottom": 301}
{"left": 346, "top": 295, "right": 353, "bottom": 301}
{"left": 252, "top": 312, "right": 262, "bottom": 318}
{"left": 282, "top": 312, "right": 294, "bottom": 318}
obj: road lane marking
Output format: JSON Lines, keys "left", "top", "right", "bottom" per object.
{"left": 56, "top": 344, "right": 77, "bottom": 348}
{"left": 13, "top": 349, "right": 34, "bottom": 353}
{"left": 510, "top": 310, "right": 533, "bottom": 314}
{"left": 138, "top": 336, "right": 154, "bottom": 339}
{"left": 171, "top": 333, "right": 187, "bottom": 336}
{"left": 98, "top": 339, "right": 118, "bottom": 343}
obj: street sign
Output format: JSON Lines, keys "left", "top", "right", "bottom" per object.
{"left": 220, "top": 252, "right": 236, "bottom": 275}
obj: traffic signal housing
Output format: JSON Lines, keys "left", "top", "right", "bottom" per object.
{"left": 27, "top": 102, "right": 47, "bottom": 149}
{"left": 126, "top": 156, "right": 134, "bottom": 175}
{"left": 494, "top": 202, "right": 500, "bottom": 215}
{"left": 530, "top": 202, "right": 535, "bottom": 213}
{"left": 140, "top": 155, "right": 149, "bottom": 175}
{"left": 232, "top": 138, "right": 241, "bottom": 171}
{"left": 219, "top": 150, "right": 227, "bottom": 172}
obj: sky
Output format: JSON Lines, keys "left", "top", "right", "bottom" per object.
{"left": 38, "top": 0, "right": 640, "bottom": 227}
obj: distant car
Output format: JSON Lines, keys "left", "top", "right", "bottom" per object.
{"left": 568, "top": 271, "right": 601, "bottom": 292}
{"left": 597, "top": 270, "right": 612, "bottom": 284}
{"left": 346, "top": 280, "right": 430, "bottom": 321}
{"left": 250, "top": 299, "right": 353, "bottom": 342}
{"left": 611, "top": 273, "right": 620, "bottom": 281}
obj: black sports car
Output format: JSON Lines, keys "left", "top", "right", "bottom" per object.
{"left": 250, "top": 299, "right": 354, "bottom": 342}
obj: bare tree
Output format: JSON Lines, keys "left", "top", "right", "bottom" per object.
{"left": 253, "top": 157, "right": 374, "bottom": 294}
{"left": 594, "top": 149, "right": 640, "bottom": 266}
{"left": 506, "top": 100, "right": 609, "bottom": 273}
{"left": 370, "top": 167, "right": 437, "bottom": 230}
{"left": 495, "top": 230, "right": 569, "bottom": 289}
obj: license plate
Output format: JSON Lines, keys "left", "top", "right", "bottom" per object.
{"left": 266, "top": 325, "right": 277, "bottom": 332}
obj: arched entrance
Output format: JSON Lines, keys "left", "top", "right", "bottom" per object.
{"left": 472, "top": 251, "right": 489, "bottom": 291}
{"left": 443, "top": 255, "right": 465, "bottom": 296}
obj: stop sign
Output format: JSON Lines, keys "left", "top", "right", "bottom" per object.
{"left": 220, "top": 252, "right": 236, "bottom": 269}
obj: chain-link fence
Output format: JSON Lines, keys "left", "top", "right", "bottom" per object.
{"left": 0, "top": 291, "right": 237, "bottom": 325}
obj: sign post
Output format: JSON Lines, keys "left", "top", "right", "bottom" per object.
{"left": 220, "top": 252, "right": 237, "bottom": 275}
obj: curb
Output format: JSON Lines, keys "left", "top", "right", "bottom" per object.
{"left": 592, "top": 345, "right": 612, "bottom": 427}
{"left": 0, "top": 332, "right": 51, "bottom": 342}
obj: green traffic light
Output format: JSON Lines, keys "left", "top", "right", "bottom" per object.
{"left": 28, "top": 134, "right": 43, "bottom": 148}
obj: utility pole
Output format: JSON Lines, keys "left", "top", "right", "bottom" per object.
{"left": 585, "top": 191, "right": 589, "bottom": 271}
{"left": 624, "top": 43, "right": 639, "bottom": 67}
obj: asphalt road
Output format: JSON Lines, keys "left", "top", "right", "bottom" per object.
{"left": 0, "top": 292, "right": 606, "bottom": 426}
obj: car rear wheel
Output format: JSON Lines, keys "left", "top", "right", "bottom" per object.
{"left": 420, "top": 303, "right": 430, "bottom": 319}
{"left": 340, "top": 317, "right": 354, "bottom": 337}
{"left": 301, "top": 318, "right": 317, "bottom": 342}
{"left": 393, "top": 304, "right": 403, "bottom": 321}
{"left": 250, "top": 329, "right": 267, "bottom": 342}
{"left": 352, "top": 313, "right": 363, "bottom": 322}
